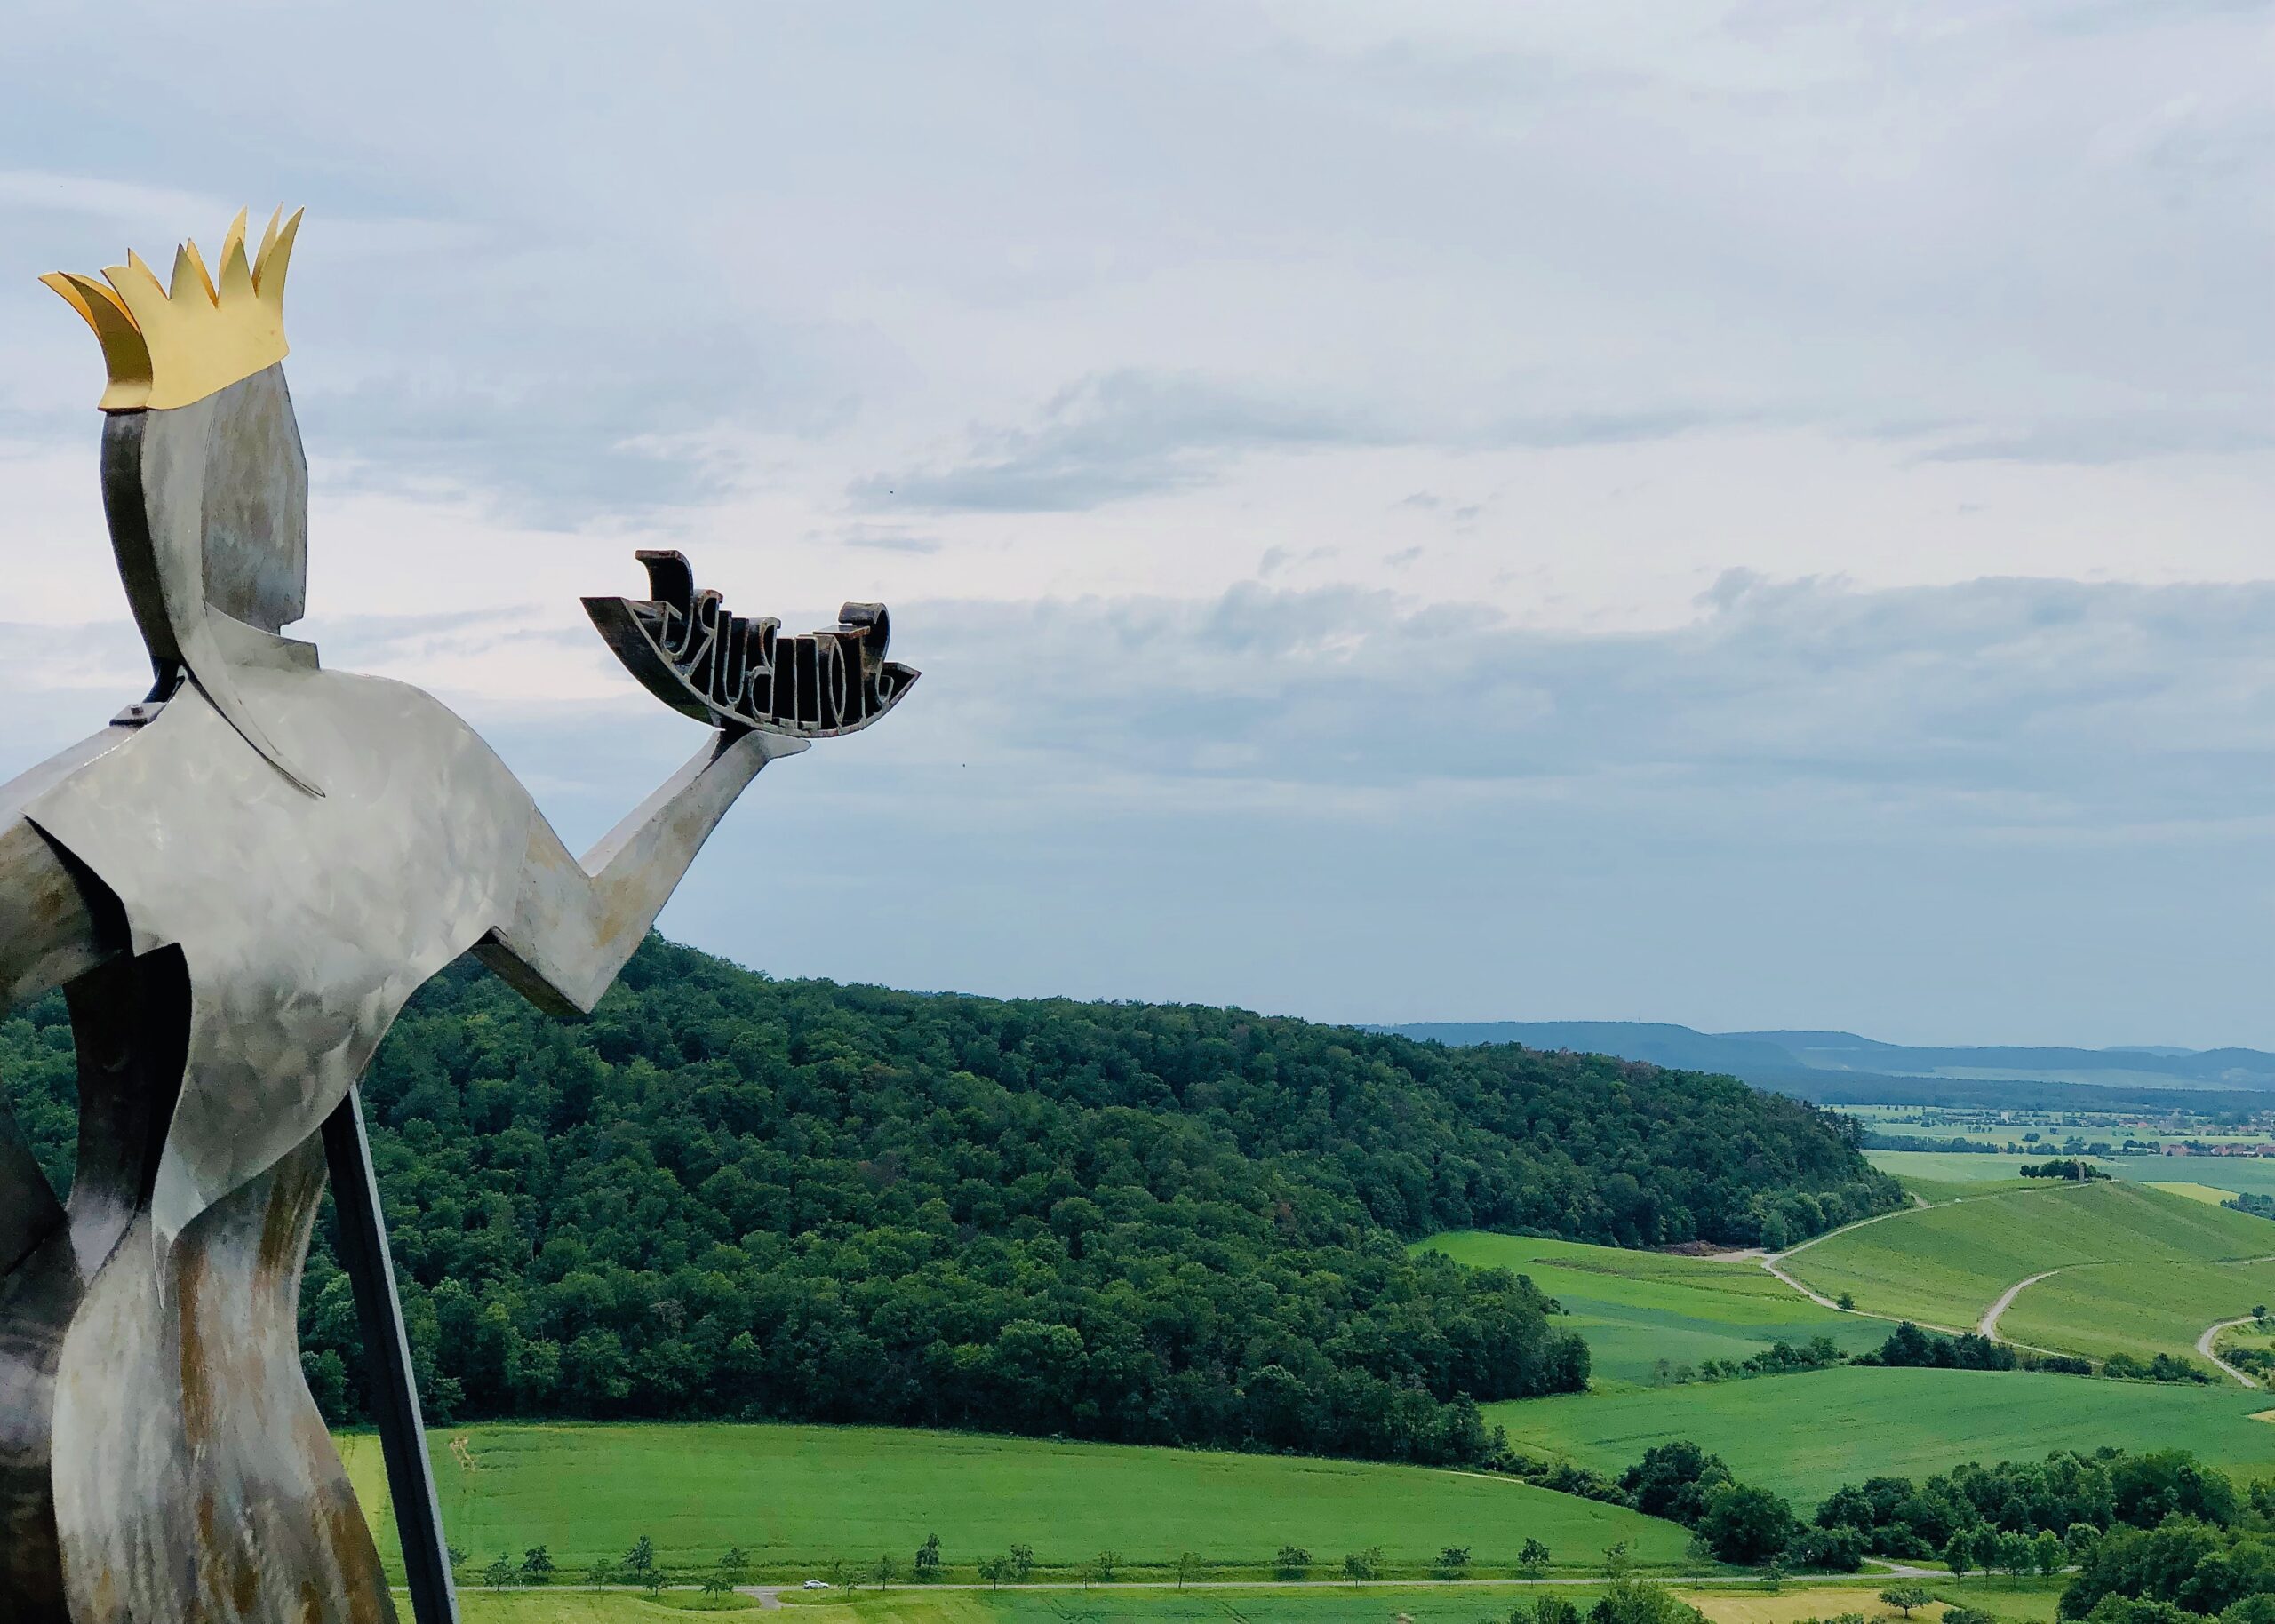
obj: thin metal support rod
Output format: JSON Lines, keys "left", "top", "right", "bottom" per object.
{"left": 323, "top": 1087, "right": 459, "bottom": 1624}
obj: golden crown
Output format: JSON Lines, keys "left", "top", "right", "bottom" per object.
{"left": 43, "top": 206, "right": 303, "bottom": 411}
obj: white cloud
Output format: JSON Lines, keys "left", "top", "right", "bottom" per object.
{"left": 4, "top": 1, "right": 2273, "bottom": 1044}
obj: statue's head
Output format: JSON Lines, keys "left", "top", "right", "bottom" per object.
{"left": 45, "top": 210, "right": 320, "bottom": 793}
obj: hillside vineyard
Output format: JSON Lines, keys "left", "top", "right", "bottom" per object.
{"left": 4, "top": 936, "right": 1900, "bottom": 1466}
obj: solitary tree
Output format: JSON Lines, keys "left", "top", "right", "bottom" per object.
{"left": 1944, "top": 1529, "right": 1976, "bottom": 1582}
{"left": 874, "top": 1555, "right": 898, "bottom": 1590}
{"left": 979, "top": 1555, "right": 1009, "bottom": 1590}
{"left": 483, "top": 1555, "right": 515, "bottom": 1592}
{"left": 1090, "top": 1550, "right": 1121, "bottom": 1587}
{"left": 519, "top": 1547, "right": 555, "bottom": 1587}
{"left": 623, "top": 1537, "right": 657, "bottom": 1582}
{"left": 583, "top": 1558, "right": 613, "bottom": 1591}
{"left": 915, "top": 1534, "right": 943, "bottom": 1581}
{"left": 1175, "top": 1552, "right": 1202, "bottom": 1589}
{"left": 1343, "top": 1548, "right": 1383, "bottom": 1583}
{"left": 719, "top": 1548, "right": 752, "bottom": 1588}
{"left": 1275, "top": 1545, "right": 1313, "bottom": 1580}
{"left": 703, "top": 1572, "right": 732, "bottom": 1599}
{"left": 1838, "top": 1293, "right": 1856, "bottom": 1310}
{"left": 1760, "top": 1556, "right": 1785, "bottom": 1595}
{"left": 1601, "top": 1541, "right": 1634, "bottom": 1580}
{"left": 1437, "top": 1548, "right": 1472, "bottom": 1580}
{"left": 643, "top": 1565, "right": 670, "bottom": 1597}
{"left": 1010, "top": 1545, "right": 1035, "bottom": 1582}
{"left": 1880, "top": 1585, "right": 1933, "bottom": 1617}
{"left": 1518, "top": 1540, "right": 1553, "bottom": 1582}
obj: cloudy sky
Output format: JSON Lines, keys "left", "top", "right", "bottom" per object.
{"left": 3, "top": 1, "right": 2272, "bottom": 1047}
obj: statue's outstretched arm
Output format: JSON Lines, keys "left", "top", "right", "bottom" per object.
{"left": 473, "top": 728, "right": 807, "bottom": 1016}
{"left": 477, "top": 550, "right": 914, "bottom": 1017}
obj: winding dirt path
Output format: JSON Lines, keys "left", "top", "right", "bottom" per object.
{"left": 1976, "top": 1254, "right": 2275, "bottom": 1386}
{"left": 1775, "top": 1200, "right": 1928, "bottom": 1262}
{"left": 1978, "top": 1269, "right": 2071, "bottom": 1338}
{"left": 2197, "top": 1316, "right": 2261, "bottom": 1389}
{"left": 1754, "top": 1183, "right": 2130, "bottom": 1357}
{"left": 1756, "top": 1188, "right": 2033, "bottom": 1335}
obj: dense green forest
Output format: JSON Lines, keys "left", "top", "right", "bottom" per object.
{"left": 2, "top": 936, "right": 1896, "bottom": 1463}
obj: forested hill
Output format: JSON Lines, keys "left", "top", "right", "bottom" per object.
{"left": 1, "top": 937, "right": 1897, "bottom": 1467}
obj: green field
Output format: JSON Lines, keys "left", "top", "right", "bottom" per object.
{"left": 2148, "top": 1183, "right": 2244, "bottom": 1206}
{"left": 1864, "top": 1155, "right": 2044, "bottom": 1197}
{"left": 339, "top": 1422, "right": 1689, "bottom": 1582}
{"left": 1868, "top": 1150, "right": 2275, "bottom": 1202}
{"left": 1780, "top": 1180, "right": 2274, "bottom": 1341}
{"left": 1485, "top": 1365, "right": 2275, "bottom": 1508}
{"left": 1998, "top": 1257, "right": 2275, "bottom": 1369}
{"left": 1413, "top": 1232, "right": 1888, "bottom": 1386}
{"left": 442, "top": 1579, "right": 2055, "bottom": 1624}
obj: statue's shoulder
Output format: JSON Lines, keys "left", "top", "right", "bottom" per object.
{"left": 251, "top": 665, "right": 531, "bottom": 805}
{"left": 18, "top": 665, "right": 529, "bottom": 830}
{"left": 296, "top": 665, "right": 486, "bottom": 741}
{"left": 0, "top": 728, "right": 140, "bottom": 840}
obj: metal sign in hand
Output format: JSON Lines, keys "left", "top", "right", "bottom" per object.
{"left": 0, "top": 210, "right": 914, "bottom": 1624}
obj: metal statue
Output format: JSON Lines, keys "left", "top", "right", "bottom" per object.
{"left": 0, "top": 210, "right": 914, "bottom": 1624}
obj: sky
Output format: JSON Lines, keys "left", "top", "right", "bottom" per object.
{"left": 2, "top": 1, "right": 2272, "bottom": 1047}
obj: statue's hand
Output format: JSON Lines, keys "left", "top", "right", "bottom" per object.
{"left": 583, "top": 549, "right": 917, "bottom": 739}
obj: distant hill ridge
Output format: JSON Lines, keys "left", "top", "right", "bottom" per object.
{"left": 1378, "top": 1020, "right": 2275, "bottom": 1107}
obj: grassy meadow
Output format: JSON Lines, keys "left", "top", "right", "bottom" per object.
{"left": 1996, "top": 1257, "right": 2275, "bottom": 1368}
{"left": 359, "top": 1174, "right": 2275, "bottom": 1606}
{"left": 440, "top": 1580, "right": 2058, "bottom": 1624}
{"left": 1778, "top": 1180, "right": 2273, "bottom": 1339}
{"left": 1485, "top": 1365, "right": 2275, "bottom": 1507}
{"left": 1889, "top": 1179, "right": 2033, "bottom": 1206}
{"left": 1412, "top": 1232, "right": 1888, "bottom": 1386}
{"left": 339, "top": 1422, "right": 1690, "bottom": 1583}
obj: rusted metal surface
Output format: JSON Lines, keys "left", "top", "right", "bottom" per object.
{"left": 3, "top": 223, "right": 914, "bottom": 1621}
